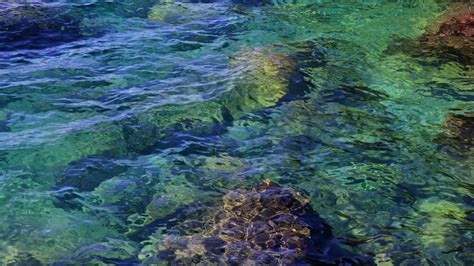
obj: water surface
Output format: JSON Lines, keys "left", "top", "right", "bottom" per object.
{"left": 0, "top": 0, "right": 473, "bottom": 264}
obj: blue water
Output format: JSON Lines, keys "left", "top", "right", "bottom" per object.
{"left": 0, "top": 0, "right": 473, "bottom": 264}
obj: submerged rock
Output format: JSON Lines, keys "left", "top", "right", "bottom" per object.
{"left": 385, "top": 2, "right": 473, "bottom": 65}
{"left": 222, "top": 46, "right": 297, "bottom": 116}
{"left": 37, "top": 45, "right": 301, "bottom": 202}
{"left": 134, "top": 46, "right": 298, "bottom": 137}
{"left": 56, "top": 157, "right": 128, "bottom": 192}
{"left": 230, "top": 0, "right": 274, "bottom": 7}
{"left": 148, "top": 1, "right": 214, "bottom": 23}
{"left": 436, "top": 11, "right": 474, "bottom": 37}
{"left": 418, "top": 2, "right": 474, "bottom": 57}
{"left": 148, "top": 0, "right": 275, "bottom": 23}
{"left": 429, "top": 3, "right": 474, "bottom": 38}
{"left": 147, "top": 180, "right": 374, "bottom": 265}
{"left": 444, "top": 112, "right": 474, "bottom": 146}
{"left": 0, "top": 4, "right": 83, "bottom": 51}
{"left": 146, "top": 182, "right": 197, "bottom": 221}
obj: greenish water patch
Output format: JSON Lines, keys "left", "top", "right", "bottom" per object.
{"left": 0, "top": 0, "right": 473, "bottom": 264}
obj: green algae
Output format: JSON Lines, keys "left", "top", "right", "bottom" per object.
{"left": 0, "top": 181, "right": 124, "bottom": 264}
{"left": 2, "top": 45, "right": 295, "bottom": 176}
{"left": 413, "top": 197, "right": 470, "bottom": 261}
{"left": 0, "top": 0, "right": 473, "bottom": 264}
{"left": 145, "top": 175, "right": 200, "bottom": 221}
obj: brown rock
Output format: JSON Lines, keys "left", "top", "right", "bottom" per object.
{"left": 419, "top": 3, "right": 474, "bottom": 52}
{"left": 437, "top": 12, "right": 474, "bottom": 37}
{"left": 429, "top": 3, "right": 474, "bottom": 37}
{"left": 150, "top": 180, "right": 374, "bottom": 265}
{"left": 444, "top": 112, "right": 474, "bottom": 146}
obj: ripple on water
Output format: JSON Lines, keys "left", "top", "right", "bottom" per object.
{"left": 0, "top": 0, "right": 473, "bottom": 264}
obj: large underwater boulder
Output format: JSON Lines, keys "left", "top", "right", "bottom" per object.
{"left": 429, "top": 0, "right": 473, "bottom": 150}
{"left": 418, "top": 2, "right": 474, "bottom": 56}
{"left": 430, "top": 3, "right": 474, "bottom": 38}
{"left": 385, "top": 2, "right": 473, "bottom": 65}
{"left": 132, "top": 46, "right": 298, "bottom": 141}
{"left": 11, "top": 45, "right": 301, "bottom": 195}
{"left": 145, "top": 180, "right": 374, "bottom": 265}
{"left": 436, "top": 11, "right": 474, "bottom": 37}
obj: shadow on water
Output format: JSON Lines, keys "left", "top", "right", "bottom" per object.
{"left": 0, "top": 1, "right": 169, "bottom": 53}
{"left": 0, "top": 5, "right": 83, "bottom": 51}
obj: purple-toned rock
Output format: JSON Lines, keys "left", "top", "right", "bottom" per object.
{"left": 150, "top": 180, "right": 374, "bottom": 265}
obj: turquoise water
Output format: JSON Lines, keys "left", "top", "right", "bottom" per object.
{"left": 0, "top": 0, "right": 473, "bottom": 264}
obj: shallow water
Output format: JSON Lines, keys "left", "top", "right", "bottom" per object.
{"left": 0, "top": 0, "right": 473, "bottom": 264}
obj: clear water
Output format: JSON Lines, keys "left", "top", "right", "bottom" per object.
{"left": 0, "top": 0, "right": 472, "bottom": 264}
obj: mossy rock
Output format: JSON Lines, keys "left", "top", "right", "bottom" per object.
{"left": 224, "top": 47, "right": 296, "bottom": 114}
{"left": 138, "top": 46, "right": 296, "bottom": 128}
{"left": 146, "top": 187, "right": 196, "bottom": 221}
{"left": 4, "top": 46, "right": 298, "bottom": 189}
{"left": 130, "top": 46, "right": 297, "bottom": 156}
{"left": 56, "top": 157, "right": 128, "bottom": 192}
{"left": 145, "top": 175, "right": 204, "bottom": 221}
{"left": 230, "top": 0, "right": 274, "bottom": 6}
{"left": 148, "top": 0, "right": 226, "bottom": 24}
{"left": 54, "top": 239, "right": 140, "bottom": 265}
{"left": 416, "top": 197, "right": 467, "bottom": 248}
{"left": 174, "top": 154, "right": 254, "bottom": 189}
{"left": 149, "top": 1, "right": 199, "bottom": 23}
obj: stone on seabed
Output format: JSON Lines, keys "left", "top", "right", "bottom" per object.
{"left": 444, "top": 112, "right": 474, "bottom": 146}
{"left": 419, "top": 2, "right": 474, "bottom": 53}
{"left": 148, "top": 180, "right": 375, "bottom": 265}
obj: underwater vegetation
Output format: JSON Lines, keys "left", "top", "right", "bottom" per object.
{"left": 0, "top": 0, "right": 473, "bottom": 265}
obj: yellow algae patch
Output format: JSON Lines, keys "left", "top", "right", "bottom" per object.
{"left": 148, "top": 1, "right": 187, "bottom": 22}
{"left": 148, "top": 1, "right": 215, "bottom": 24}
{"left": 224, "top": 47, "right": 296, "bottom": 116}
{"left": 417, "top": 198, "right": 466, "bottom": 247}
{"left": 374, "top": 253, "right": 394, "bottom": 266}
{"left": 137, "top": 47, "right": 296, "bottom": 128}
